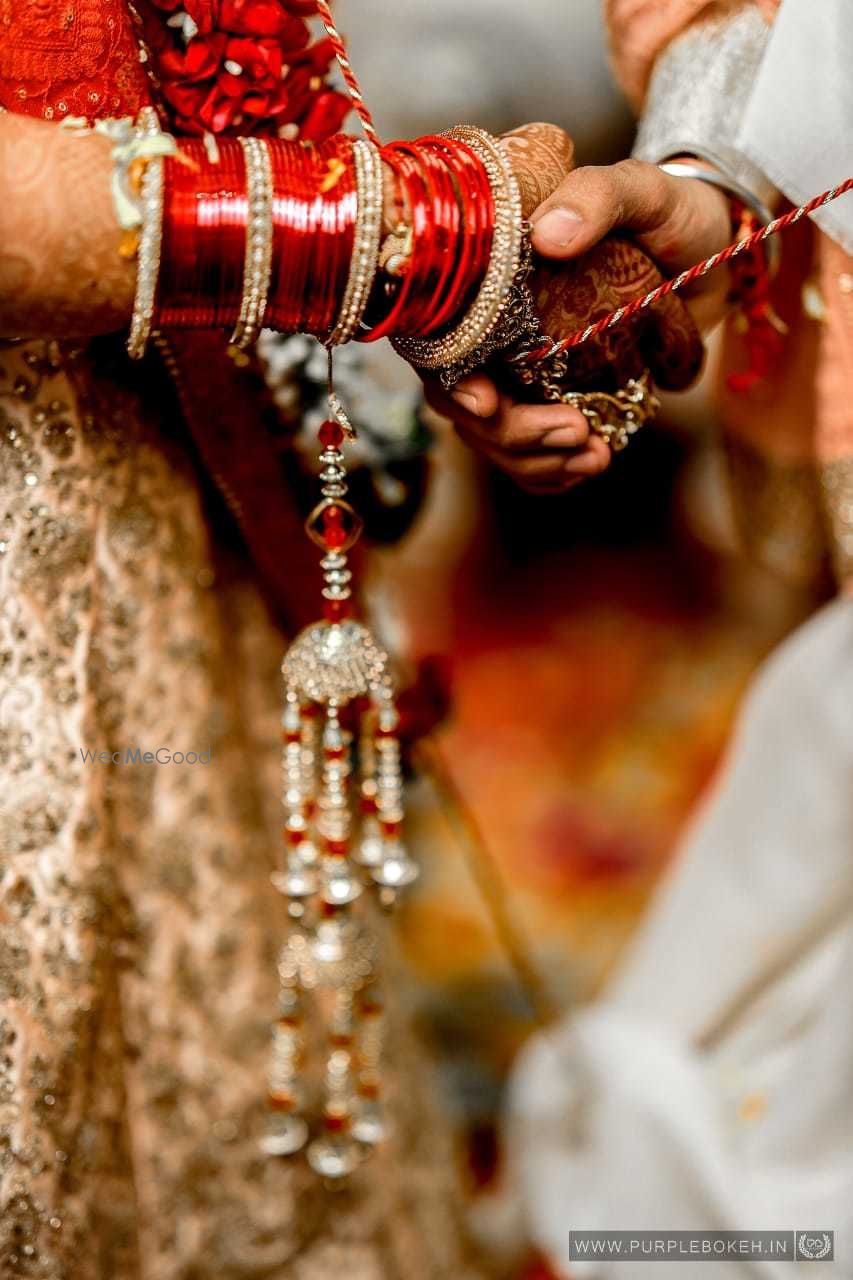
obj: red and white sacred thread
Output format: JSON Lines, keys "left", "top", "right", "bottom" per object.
{"left": 314, "top": 0, "right": 381, "bottom": 146}
{"left": 526, "top": 176, "right": 853, "bottom": 360}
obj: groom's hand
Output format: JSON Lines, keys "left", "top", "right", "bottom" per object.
{"left": 531, "top": 159, "right": 731, "bottom": 330}
{"left": 431, "top": 158, "right": 730, "bottom": 493}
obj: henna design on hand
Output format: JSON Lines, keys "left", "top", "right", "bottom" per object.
{"left": 500, "top": 122, "right": 575, "bottom": 219}
{"left": 529, "top": 237, "right": 704, "bottom": 393}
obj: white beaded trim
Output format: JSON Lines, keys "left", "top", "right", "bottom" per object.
{"left": 230, "top": 136, "right": 274, "bottom": 350}
{"left": 392, "top": 126, "right": 524, "bottom": 370}
{"left": 327, "top": 139, "right": 383, "bottom": 347}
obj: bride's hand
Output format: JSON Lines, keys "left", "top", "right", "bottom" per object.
{"left": 424, "top": 120, "right": 605, "bottom": 494}
{"left": 428, "top": 157, "right": 723, "bottom": 493}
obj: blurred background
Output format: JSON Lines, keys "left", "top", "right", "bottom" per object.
{"left": 329, "top": 0, "right": 819, "bottom": 1268}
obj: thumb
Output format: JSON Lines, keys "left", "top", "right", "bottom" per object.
{"left": 531, "top": 159, "right": 676, "bottom": 260}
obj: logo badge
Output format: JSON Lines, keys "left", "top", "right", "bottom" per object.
{"left": 796, "top": 1232, "right": 834, "bottom": 1262}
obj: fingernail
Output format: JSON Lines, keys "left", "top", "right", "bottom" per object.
{"left": 451, "top": 389, "right": 482, "bottom": 416}
{"left": 543, "top": 426, "right": 583, "bottom": 448}
{"left": 532, "top": 208, "right": 584, "bottom": 251}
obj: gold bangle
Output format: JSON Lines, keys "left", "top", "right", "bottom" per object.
{"left": 392, "top": 126, "right": 524, "bottom": 370}
{"left": 230, "top": 136, "right": 274, "bottom": 350}
{"left": 327, "top": 139, "right": 383, "bottom": 347}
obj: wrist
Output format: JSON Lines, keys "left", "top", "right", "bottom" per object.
{"left": 126, "top": 122, "right": 507, "bottom": 361}
{"left": 658, "top": 159, "right": 784, "bottom": 351}
{"left": 660, "top": 158, "right": 779, "bottom": 273}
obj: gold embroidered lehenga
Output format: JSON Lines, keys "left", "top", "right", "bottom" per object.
{"left": 0, "top": 344, "right": 487, "bottom": 1280}
{"left": 0, "top": 3, "right": 485, "bottom": 1275}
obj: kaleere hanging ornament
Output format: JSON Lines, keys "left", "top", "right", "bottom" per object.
{"left": 266, "top": 364, "right": 418, "bottom": 1178}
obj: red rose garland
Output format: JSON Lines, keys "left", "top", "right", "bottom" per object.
{"left": 144, "top": 0, "right": 352, "bottom": 138}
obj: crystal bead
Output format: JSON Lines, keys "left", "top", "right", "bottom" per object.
{"left": 298, "top": 840, "right": 319, "bottom": 867}
{"left": 371, "top": 850, "right": 419, "bottom": 889}
{"left": 311, "top": 918, "right": 350, "bottom": 966}
{"left": 376, "top": 705, "right": 400, "bottom": 734}
{"left": 352, "top": 1102, "right": 387, "bottom": 1146}
{"left": 271, "top": 865, "right": 318, "bottom": 900}
{"left": 307, "top": 1134, "right": 362, "bottom": 1179}
{"left": 260, "top": 1114, "right": 309, "bottom": 1157}
{"left": 305, "top": 500, "right": 363, "bottom": 553}
{"left": 278, "top": 989, "right": 300, "bottom": 1018}
{"left": 354, "top": 830, "right": 384, "bottom": 868}
{"left": 323, "top": 872, "right": 364, "bottom": 907}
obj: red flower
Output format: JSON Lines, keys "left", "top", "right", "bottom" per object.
{"left": 225, "top": 36, "right": 283, "bottom": 85}
{"left": 219, "top": 0, "right": 310, "bottom": 43}
{"left": 150, "top": 0, "right": 314, "bottom": 32}
{"left": 159, "top": 32, "right": 227, "bottom": 84}
{"left": 290, "top": 34, "right": 339, "bottom": 76}
{"left": 148, "top": 0, "right": 219, "bottom": 35}
{"left": 153, "top": 0, "right": 351, "bottom": 139}
{"left": 282, "top": 0, "right": 321, "bottom": 15}
{"left": 298, "top": 89, "right": 351, "bottom": 141}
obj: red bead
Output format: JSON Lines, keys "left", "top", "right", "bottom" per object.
{"left": 324, "top": 597, "right": 351, "bottom": 623}
{"left": 319, "top": 419, "right": 344, "bottom": 449}
{"left": 381, "top": 819, "right": 402, "bottom": 839}
{"left": 324, "top": 837, "right": 349, "bottom": 857}
{"left": 305, "top": 499, "right": 363, "bottom": 553}
{"left": 322, "top": 506, "right": 347, "bottom": 549}
{"left": 323, "top": 1110, "right": 350, "bottom": 1134}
